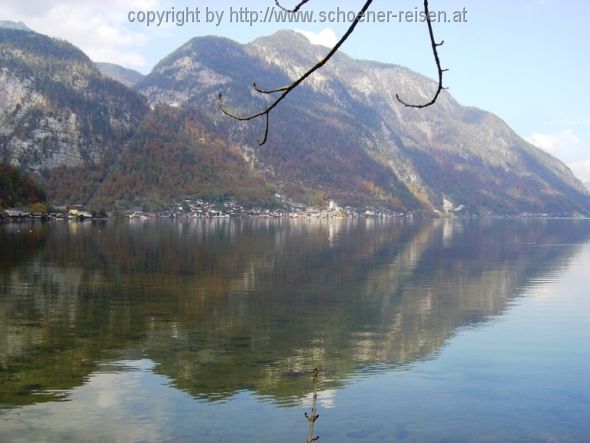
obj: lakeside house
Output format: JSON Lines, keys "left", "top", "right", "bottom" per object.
{"left": 3, "top": 209, "right": 29, "bottom": 218}
{"left": 69, "top": 209, "right": 93, "bottom": 219}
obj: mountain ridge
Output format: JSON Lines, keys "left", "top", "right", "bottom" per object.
{"left": 1, "top": 28, "right": 588, "bottom": 214}
{"left": 96, "top": 62, "right": 144, "bottom": 88}
{"left": 136, "top": 30, "right": 590, "bottom": 215}
{"left": 0, "top": 20, "right": 32, "bottom": 32}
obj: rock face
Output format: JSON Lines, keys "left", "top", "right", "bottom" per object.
{"left": 137, "top": 31, "right": 590, "bottom": 215}
{"left": 0, "top": 29, "right": 149, "bottom": 203}
{"left": 96, "top": 62, "right": 145, "bottom": 88}
{"left": 0, "top": 28, "right": 148, "bottom": 198}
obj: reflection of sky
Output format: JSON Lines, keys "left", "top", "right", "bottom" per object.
{"left": 0, "top": 359, "right": 308, "bottom": 443}
{"left": 301, "top": 388, "right": 337, "bottom": 409}
{"left": 327, "top": 242, "right": 590, "bottom": 442}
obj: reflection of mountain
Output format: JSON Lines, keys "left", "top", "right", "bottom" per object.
{"left": 1, "top": 219, "right": 589, "bottom": 407}
{"left": 0, "top": 223, "right": 46, "bottom": 272}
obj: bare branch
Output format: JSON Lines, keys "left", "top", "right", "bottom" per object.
{"left": 219, "top": 0, "right": 375, "bottom": 145}
{"left": 220, "top": 0, "right": 447, "bottom": 144}
{"left": 252, "top": 82, "right": 289, "bottom": 94}
{"left": 274, "top": 0, "right": 312, "bottom": 13}
{"left": 305, "top": 368, "right": 320, "bottom": 443}
{"left": 396, "top": 0, "right": 447, "bottom": 108}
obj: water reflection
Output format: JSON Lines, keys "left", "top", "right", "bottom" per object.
{"left": 1, "top": 218, "right": 589, "bottom": 412}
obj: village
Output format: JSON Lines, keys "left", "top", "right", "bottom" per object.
{"left": 1, "top": 198, "right": 416, "bottom": 222}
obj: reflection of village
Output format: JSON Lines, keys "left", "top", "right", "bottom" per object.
{"left": 1, "top": 218, "right": 589, "bottom": 408}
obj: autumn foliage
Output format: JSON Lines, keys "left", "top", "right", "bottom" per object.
{"left": 0, "top": 164, "right": 47, "bottom": 209}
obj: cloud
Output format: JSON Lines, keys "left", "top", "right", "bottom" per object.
{"left": 294, "top": 28, "right": 338, "bottom": 48}
{"left": 526, "top": 129, "right": 590, "bottom": 183}
{"left": 568, "top": 158, "right": 590, "bottom": 183}
{"left": 0, "top": 0, "right": 161, "bottom": 69}
{"left": 526, "top": 129, "right": 588, "bottom": 163}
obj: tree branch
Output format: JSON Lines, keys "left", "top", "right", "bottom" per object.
{"left": 219, "top": 0, "right": 375, "bottom": 145}
{"left": 305, "top": 369, "right": 320, "bottom": 443}
{"left": 274, "top": 0, "right": 312, "bottom": 13}
{"left": 396, "top": 0, "right": 448, "bottom": 108}
{"left": 219, "top": 0, "right": 446, "bottom": 144}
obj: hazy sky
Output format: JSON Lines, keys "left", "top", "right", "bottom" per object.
{"left": 2, "top": 0, "right": 589, "bottom": 182}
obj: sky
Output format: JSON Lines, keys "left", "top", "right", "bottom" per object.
{"left": 1, "top": 0, "right": 589, "bottom": 183}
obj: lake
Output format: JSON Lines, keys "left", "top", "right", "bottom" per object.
{"left": 1, "top": 218, "right": 590, "bottom": 442}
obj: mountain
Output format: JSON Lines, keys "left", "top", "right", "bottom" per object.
{"left": 1, "top": 28, "right": 589, "bottom": 214}
{"left": 83, "top": 106, "right": 274, "bottom": 210}
{"left": 0, "top": 28, "right": 149, "bottom": 204}
{"left": 137, "top": 31, "right": 590, "bottom": 215}
{"left": 96, "top": 62, "right": 144, "bottom": 88}
{"left": 0, "top": 29, "right": 274, "bottom": 209}
{"left": 585, "top": 181, "right": 590, "bottom": 192}
{"left": 0, "top": 21, "right": 31, "bottom": 32}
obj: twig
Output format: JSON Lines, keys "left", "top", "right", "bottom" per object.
{"left": 305, "top": 368, "right": 320, "bottom": 443}
{"left": 218, "top": 0, "right": 375, "bottom": 145}
{"left": 396, "top": 0, "right": 448, "bottom": 108}
{"left": 219, "top": 0, "right": 446, "bottom": 144}
{"left": 274, "top": 0, "right": 312, "bottom": 13}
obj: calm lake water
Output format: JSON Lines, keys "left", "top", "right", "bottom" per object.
{"left": 1, "top": 218, "right": 590, "bottom": 442}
